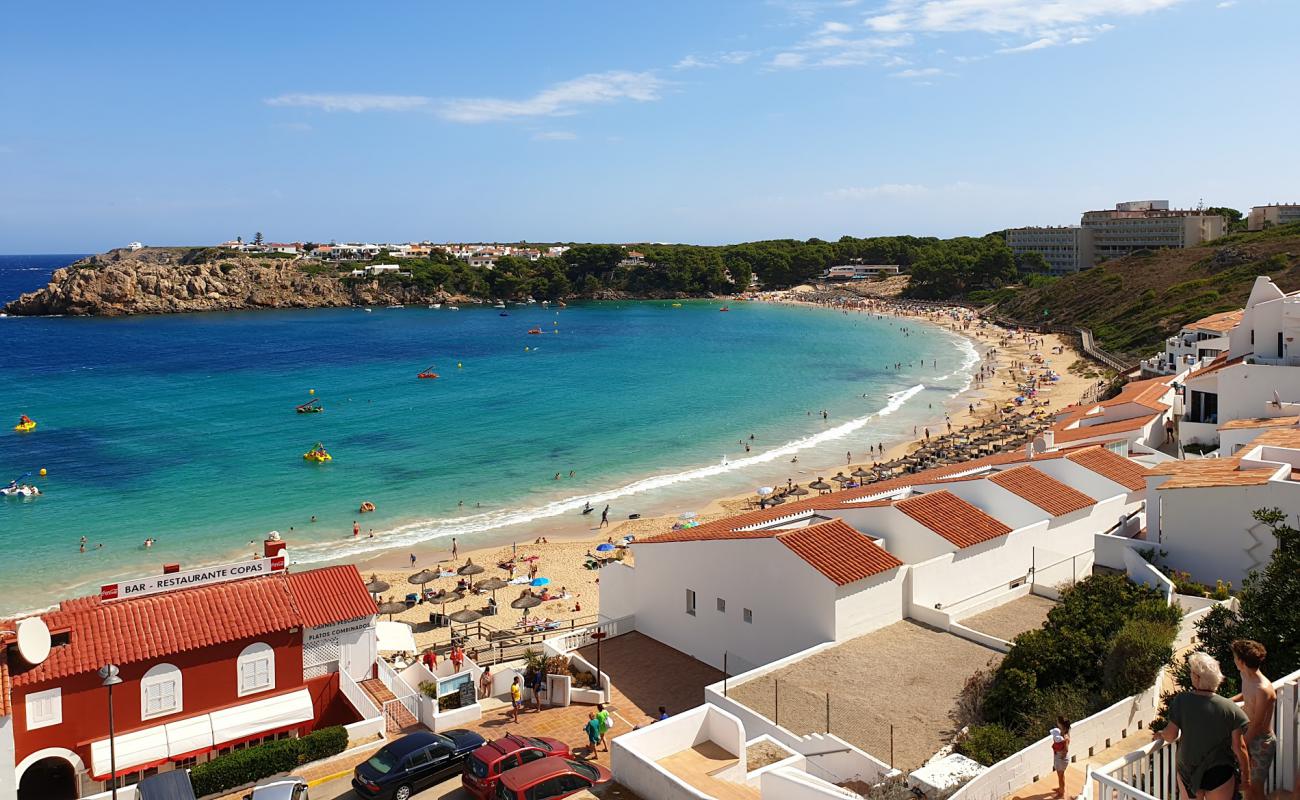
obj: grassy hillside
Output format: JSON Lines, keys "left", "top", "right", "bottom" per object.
{"left": 996, "top": 223, "right": 1300, "bottom": 357}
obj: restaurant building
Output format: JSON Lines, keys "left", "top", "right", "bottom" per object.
{"left": 0, "top": 553, "right": 377, "bottom": 800}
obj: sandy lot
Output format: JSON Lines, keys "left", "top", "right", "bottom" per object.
{"left": 725, "top": 620, "right": 1003, "bottom": 770}
{"left": 958, "top": 594, "right": 1057, "bottom": 642}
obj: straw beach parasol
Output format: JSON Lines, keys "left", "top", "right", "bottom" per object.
{"left": 407, "top": 568, "right": 438, "bottom": 592}
{"left": 365, "top": 574, "right": 390, "bottom": 597}
{"left": 376, "top": 600, "right": 407, "bottom": 620}
{"left": 457, "top": 558, "right": 486, "bottom": 577}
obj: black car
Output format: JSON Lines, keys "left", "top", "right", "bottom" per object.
{"left": 352, "top": 729, "right": 487, "bottom": 800}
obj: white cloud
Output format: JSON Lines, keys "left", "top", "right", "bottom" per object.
{"left": 264, "top": 93, "right": 431, "bottom": 113}
{"left": 532, "top": 131, "right": 577, "bottom": 141}
{"left": 768, "top": 31, "right": 912, "bottom": 68}
{"left": 674, "top": 50, "right": 757, "bottom": 70}
{"left": 770, "top": 52, "right": 808, "bottom": 68}
{"left": 1216, "top": 1, "right": 1235, "bottom": 6}
{"left": 997, "top": 37, "right": 1059, "bottom": 53}
{"left": 890, "top": 67, "right": 944, "bottom": 78}
{"left": 437, "top": 71, "right": 666, "bottom": 123}
{"left": 818, "top": 21, "right": 853, "bottom": 33}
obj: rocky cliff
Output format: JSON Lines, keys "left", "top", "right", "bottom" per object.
{"left": 3, "top": 248, "right": 461, "bottom": 316}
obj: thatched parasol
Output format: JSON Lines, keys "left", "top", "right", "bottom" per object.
{"left": 365, "top": 574, "right": 390, "bottom": 597}
{"left": 376, "top": 601, "right": 407, "bottom": 620}
{"left": 449, "top": 608, "right": 483, "bottom": 624}
{"left": 407, "top": 568, "right": 438, "bottom": 591}
{"left": 457, "top": 558, "right": 486, "bottom": 577}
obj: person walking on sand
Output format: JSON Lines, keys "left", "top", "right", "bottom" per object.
{"left": 451, "top": 537, "right": 458, "bottom": 559}
{"left": 1231, "top": 639, "right": 1276, "bottom": 800}
{"left": 1051, "top": 717, "right": 1071, "bottom": 798}
{"left": 509, "top": 677, "right": 522, "bottom": 723}
{"left": 599, "top": 505, "right": 610, "bottom": 528}
{"left": 1156, "top": 652, "right": 1251, "bottom": 800}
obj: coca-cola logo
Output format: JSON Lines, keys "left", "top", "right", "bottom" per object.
{"left": 100, "top": 584, "right": 119, "bottom": 600}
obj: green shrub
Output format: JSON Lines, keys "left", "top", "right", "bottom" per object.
{"left": 1028, "top": 684, "right": 1091, "bottom": 739}
{"left": 1102, "top": 620, "right": 1176, "bottom": 702}
{"left": 957, "top": 724, "right": 1024, "bottom": 766}
{"left": 189, "top": 726, "right": 348, "bottom": 797}
{"left": 982, "top": 667, "right": 1037, "bottom": 728}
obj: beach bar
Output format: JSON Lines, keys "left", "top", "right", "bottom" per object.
{"left": 0, "top": 545, "right": 379, "bottom": 800}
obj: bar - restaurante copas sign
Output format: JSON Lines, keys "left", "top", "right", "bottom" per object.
{"left": 101, "top": 556, "right": 286, "bottom": 601}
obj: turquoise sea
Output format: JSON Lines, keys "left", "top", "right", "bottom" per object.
{"left": 0, "top": 255, "right": 976, "bottom": 613}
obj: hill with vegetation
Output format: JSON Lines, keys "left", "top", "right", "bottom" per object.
{"left": 993, "top": 223, "right": 1300, "bottom": 358}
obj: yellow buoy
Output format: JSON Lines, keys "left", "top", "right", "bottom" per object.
{"left": 457, "top": 362, "right": 463, "bottom": 368}
{"left": 39, "top": 468, "right": 47, "bottom": 477}
{"left": 525, "top": 347, "right": 531, "bottom": 351}
{"left": 309, "top": 388, "right": 315, "bottom": 395}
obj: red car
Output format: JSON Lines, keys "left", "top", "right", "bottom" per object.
{"left": 462, "top": 734, "right": 572, "bottom": 799}
{"left": 494, "top": 757, "right": 612, "bottom": 800}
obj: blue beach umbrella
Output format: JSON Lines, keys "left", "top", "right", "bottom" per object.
{"left": 530, "top": 577, "right": 550, "bottom": 587}
{"left": 595, "top": 543, "right": 616, "bottom": 553}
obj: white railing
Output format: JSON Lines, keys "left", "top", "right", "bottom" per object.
{"left": 340, "top": 669, "right": 382, "bottom": 719}
{"left": 545, "top": 614, "right": 637, "bottom": 654}
{"left": 1086, "top": 666, "right": 1300, "bottom": 800}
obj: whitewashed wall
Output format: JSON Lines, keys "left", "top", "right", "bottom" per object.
{"left": 0, "top": 716, "right": 15, "bottom": 800}
{"left": 1156, "top": 482, "right": 1290, "bottom": 586}
{"left": 629, "top": 538, "right": 836, "bottom": 670}
{"left": 833, "top": 568, "right": 907, "bottom": 641}
{"left": 611, "top": 704, "right": 743, "bottom": 800}
{"left": 598, "top": 561, "right": 638, "bottom": 622}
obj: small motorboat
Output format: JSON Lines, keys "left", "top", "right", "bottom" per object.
{"left": 296, "top": 398, "right": 324, "bottom": 414}
{"left": 448, "top": 306, "right": 460, "bottom": 311}
{"left": 493, "top": 301, "right": 506, "bottom": 309}
{"left": 14, "top": 416, "right": 36, "bottom": 433}
{"left": 389, "top": 304, "right": 405, "bottom": 309}
{"left": 671, "top": 303, "right": 682, "bottom": 308}
{"left": 499, "top": 312, "right": 509, "bottom": 317}
{"left": 429, "top": 303, "right": 441, "bottom": 309}
{"left": 1, "top": 482, "right": 40, "bottom": 498}
{"left": 303, "top": 442, "right": 332, "bottom": 463}
{"left": 528, "top": 328, "right": 542, "bottom": 335}
{"left": 719, "top": 306, "right": 730, "bottom": 312}
{"left": 417, "top": 365, "right": 439, "bottom": 379}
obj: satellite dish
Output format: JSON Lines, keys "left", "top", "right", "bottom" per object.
{"left": 15, "top": 617, "right": 51, "bottom": 665}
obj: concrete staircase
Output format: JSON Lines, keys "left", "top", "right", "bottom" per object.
{"left": 360, "top": 678, "right": 420, "bottom": 733}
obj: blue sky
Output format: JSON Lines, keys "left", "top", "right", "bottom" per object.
{"left": 2, "top": 0, "right": 1297, "bottom": 252}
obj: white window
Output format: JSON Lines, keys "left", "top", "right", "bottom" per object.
{"left": 716, "top": 598, "right": 726, "bottom": 613}
{"left": 744, "top": 608, "right": 753, "bottom": 624}
{"left": 686, "top": 589, "right": 696, "bottom": 616}
{"left": 141, "top": 663, "right": 183, "bottom": 720}
{"left": 237, "top": 642, "right": 276, "bottom": 696}
{"left": 25, "top": 687, "right": 62, "bottom": 730}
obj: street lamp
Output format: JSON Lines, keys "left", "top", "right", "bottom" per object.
{"left": 99, "top": 664, "right": 122, "bottom": 800}
{"left": 590, "top": 631, "right": 607, "bottom": 703}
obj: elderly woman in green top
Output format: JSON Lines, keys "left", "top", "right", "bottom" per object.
{"left": 1155, "top": 652, "right": 1251, "bottom": 800}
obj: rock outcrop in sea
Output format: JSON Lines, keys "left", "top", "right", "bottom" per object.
{"left": 3, "top": 248, "right": 463, "bottom": 316}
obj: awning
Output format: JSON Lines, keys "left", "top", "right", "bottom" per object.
{"left": 375, "top": 620, "right": 417, "bottom": 653}
{"left": 209, "top": 688, "right": 314, "bottom": 747}
{"left": 164, "top": 714, "right": 214, "bottom": 760}
{"left": 91, "top": 725, "right": 170, "bottom": 779}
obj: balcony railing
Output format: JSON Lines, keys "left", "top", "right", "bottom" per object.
{"left": 1086, "top": 667, "right": 1300, "bottom": 800}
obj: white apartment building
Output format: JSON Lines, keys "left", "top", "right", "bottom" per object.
{"left": 1006, "top": 226, "right": 1095, "bottom": 274}
{"left": 1181, "top": 276, "right": 1300, "bottom": 448}
{"left": 1248, "top": 203, "right": 1300, "bottom": 231}
{"left": 1081, "top": 201, "right": 1225, "bottom": 262}
{"left": 1139, "top": 309, "right": 1241, "bottom": 377}
{"left": 600, "top": 443, "right": 1147, "bottom": 672}
{"left": 1050, "top": 377, "right": 1174, "bottom": 449}
{"left": 824, "top": 264, "right": 901, "bottom": 280}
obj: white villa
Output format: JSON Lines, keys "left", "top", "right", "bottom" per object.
{"left": 1139, "top": 309, "right": 1240, "bottom": 377}
{"left": 1180, "top": 276, "right": 1300, "bottom": 448}
{"left": 600, "top": 442, "right": 1149, "bottom": 674}
{"left": 1049, "top": 377, "right": 1174, "bottom": 450}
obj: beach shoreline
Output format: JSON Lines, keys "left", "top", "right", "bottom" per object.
{"left": 1, "top": 293, "right": 1098, "bottom": 620}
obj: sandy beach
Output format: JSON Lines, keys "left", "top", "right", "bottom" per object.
{"left": 357, "top": 294, "right": 1106, "bottom": 654}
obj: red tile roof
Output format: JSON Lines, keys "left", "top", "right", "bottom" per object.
{"left": 895, "top": 490, "right": 1013, "bottom": 548}
{"left": 0, "top": 658, "right": 10, "bottom": 716}
{"left": 775, "top": 519, "right": 903, "bottom": 585}
{"left": 1191, "top": 309, "right": 1243, "bottom": 333}
{"left": 286, "top": 565, "right": 379, "bottom": 628}
{"left": 2, "top": 565, "right": 375, "bottom": 688}
{"left": 989, "top": 466, "right": 1095, "bottom": 516}
{"left": 1065, "top": 447, "right": 1148, "bottom": 491}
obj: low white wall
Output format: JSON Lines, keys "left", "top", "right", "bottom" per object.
{"left": 611, "top": 705, "right": 741, "bottom": 800}
{"left": 344, "top": 716, "right": 386, "bottom": 743}
{"left": 567, "top": 650, "right": 611, "bottom": 704}
{"left": 948, "top": 583, "right": 1032, "bottom": 623}
{"left": 948, "top": 622, "right": 1012, "bottom": 653}
{"left": 432, "top": 702, "right": 482, "bottom": 733}
{"left": 760, "top": 765, "right": 859, "bottom": 800}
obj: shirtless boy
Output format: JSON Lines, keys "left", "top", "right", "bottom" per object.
{"left": 1232, "top": 639, "right": 1277, "bottom": 800}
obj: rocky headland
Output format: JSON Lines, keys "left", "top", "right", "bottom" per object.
{"left": 2, "top": 248, "right": 468, "bottom": 316}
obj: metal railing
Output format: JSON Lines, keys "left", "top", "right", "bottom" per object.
{"left": 1085, "top": 667, "right": 1300, "bottom": 800}
{"left": 339, "top": 669, "right": 382, "bottom": 720}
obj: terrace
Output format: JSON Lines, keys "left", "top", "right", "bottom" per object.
{"left": 725, "top": 620, "right": 1003, "bottom": 770}
{"left": 957, "top": 594, "right": 1056, "bottom": 643}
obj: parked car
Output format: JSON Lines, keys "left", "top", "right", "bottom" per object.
{"left": 462, "top": 733, "right": 573, "bottom": 799}
{"left": 353, "top": 729, "right": 488, "bottom": 800}
{"left": 494, "top": 757, "right": 612, "bottom": 800}
{"left": 247, "top": 777, "right": 309, "bottom": 800}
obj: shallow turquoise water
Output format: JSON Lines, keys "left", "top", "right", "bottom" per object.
{"left": 0, "top": 275, "right": 974, "bottom": 612}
